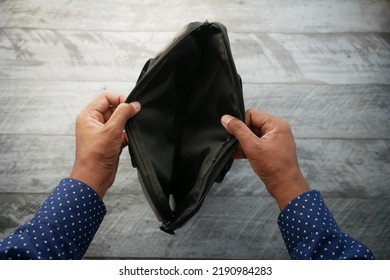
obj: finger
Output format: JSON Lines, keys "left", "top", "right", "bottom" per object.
{"left": 86, "top": 92, "right": 125, "bottom": 116}
{"left": 245, "top": 109, "right": 293, "bottom": 147}
{"left": 106, "top": 102, "right": 141, "bottom": 131}
{"left": 221, "top": 114, "right": 259, "bottom": 148}
{"left": 231, "top": 144, "right": 246, "bottom": 159}
{"left": 85, "top": 93, "right": 128, "bottom": 123}
{"left": 121, "top": 131, "right": 129, "bottom": 148}
{"left": 119, "top": 95, "right": 127, "bottom": 103}
{"left": 103, "top": 103, "right": 122, "bottom": 123}
{"left": 250, "top": 109, "right": 287, "bottom": 135}
{"left": 103, "top": 109, "right": 113, "bottom": 123}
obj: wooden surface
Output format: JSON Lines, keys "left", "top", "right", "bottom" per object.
{"left": 0, "top": 0, "right": 389, "bottom": 259}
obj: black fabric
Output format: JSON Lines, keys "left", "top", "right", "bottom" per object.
{"left": 125, "top": 21, "right": 245, "bottom": 233}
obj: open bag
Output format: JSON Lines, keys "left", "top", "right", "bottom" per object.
{"left": 125, "top": 21, "right": 245, "bottom": 234}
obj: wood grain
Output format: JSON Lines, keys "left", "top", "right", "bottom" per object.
{"left": 0, "top": 134, "right": 140, "bottom": 194}
{"left": 1, "top": 0, "right": 389, "bottom": 33}
{"left": 1, "top": 193, "right": 388, "bottom": 259}
{"left": 233, "top": 33, "right": 390, "bottom": 85}
{"left": 88, "top": 195, "right": 390, "bottom": 259}
{"left": 1, "top": 82, "right": 389, "bottom": 138}
{"left": 1, "top": 134, "right": 389, "bottom": 199}
{"left": 0, "top": 80, "right": 134, "bottom": 135}
{"left": 217, "top": 139, "right": 390, "bottom": 199}
{"left": 243, "top": 84, "right": 390, "bottom": 139}
{"left": 0, "top": 29, "right": 389, "bottom": 84}
{"left": 1, "top": 0, "right": 389, "bottom": 261}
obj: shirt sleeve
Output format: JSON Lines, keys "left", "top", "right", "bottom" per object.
{"left": 0, "top": 178, "right": 106, "bottom": 260}
{"left": 277, "top": 190, "right": 374, "bottom": 260}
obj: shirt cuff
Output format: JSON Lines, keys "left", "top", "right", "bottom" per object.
{"left": 277, "top": 190, "right": 339, "bottom": 253}
{"left": 29, "top": 178, "right": 106, "bottom": 258}
{"left": 277, "top": 190, "right": 375, "bottom": 260}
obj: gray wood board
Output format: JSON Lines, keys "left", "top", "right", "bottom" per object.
{"left": 1, "top": 82, "right": 389, "bottom": 138}
{"left": 0, "top": 193, "right": 388, "bottom": 259}
{"left": 1, "top": 0, "right": 390, "bottom": 261}
{"left": 1, "top": 134, "right": 389, "bottom": 198}
{"left": 224, "top": 139, "right": 390, "bottom": 199}
{"left": 1, "top": 0, "right": 389, "bottom": 33}
{"left": 0, "top": 29, "right": 389, "bottom": 84}
{"left": 0, "top": 81, "right": 134, "bottom": 135}
{"left": 242, "top": 84, "right": 390, "bottom": 139}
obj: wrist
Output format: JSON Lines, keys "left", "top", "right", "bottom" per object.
{"left": 70, "top": 162, "right": 110, "bottom": 198}
{"left": 266, "top": 167, "right": 309, "bottom": 210}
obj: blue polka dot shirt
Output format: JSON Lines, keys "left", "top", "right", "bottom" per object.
{"left": 278, "top": 190, "right": 374, "bottom": 259}
{"left": 0, "top": 179, "right": 374, "bottom": 260}
{"left": 0, "top": 178, "right": 106, "bottom": 260}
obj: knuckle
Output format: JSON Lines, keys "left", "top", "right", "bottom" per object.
{"left": 279, "top": 118, "right": 292, "bottom": 131}
{"left": 246, "top": 108, "right": 256, "bottom": 114}
{"left": 118, "top": 103, "right": 133, "bottom": 115}
{"left": 115, "top": 103, "right": 127, "bottom": 113}
{"left": 75, "top": 113, "right": 85, "bottom": 127}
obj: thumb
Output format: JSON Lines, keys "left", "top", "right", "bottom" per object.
{"left": 107, "top": 102, "right": 141, "bottom": 129}
{"left": 221, "top": 114, "right": 258, "bottom": 148}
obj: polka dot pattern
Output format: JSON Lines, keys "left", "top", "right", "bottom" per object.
{"left": 0, "top": 178, "right": 106, "bottom": 260}
{"left": 277, "top": 190, "right": 375, "bottom": 260}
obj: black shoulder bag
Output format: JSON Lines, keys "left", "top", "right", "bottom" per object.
{"left": 125, "top": 21, "right": 245, "bottom": 234}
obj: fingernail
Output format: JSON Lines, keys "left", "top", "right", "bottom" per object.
{"left": 221, "top": 115, "right": 234, "bottom": 127}
{"left": 130, "top": 102, "right": 141, "bottom": 112}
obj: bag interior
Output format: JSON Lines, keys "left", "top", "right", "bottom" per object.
{"left": 127, "top": 24, "right": 244, "bottom": 221}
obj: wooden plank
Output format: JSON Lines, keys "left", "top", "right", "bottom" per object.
{"left": 0, "top": 29, "right": 389, "bottom": 84}
{"left": 0, "top": 193, "right": 44, "bottom": 236}
{"left": 1, "top": 0, "right": 388, "bottom": 262}
{"left": 89, "top": 196, "right": 289, "bottom": 259}
{"left": 0, "top": 29, "right": 169, "bottom": 81}
{"left": 1, "top": 134, "right": 389, "bottom": 199}
{"left": 0, "top": 81, "right": 134, "bottom": 135}
{"left": 243, "top": 84, "right": 390, "bottom": 139}
{"left": 217, "top": 139, "right": 390, "bottom": 199}
{"left": 299, "top": 139, "right": 390, "bottom": 199}
{"left": 0, "top": 134, "right": 141, "bottom": 194}
{"left": 1, "top": 81, "right": 389, "bottom": 138}
{"left": 0, "top": 193, "right": 388, "bottom": 259}
{"left": 0, "top": 0, "right": 389, "bottom": 33}
{"left": 232, "top": 33, "right": 390, "bottom": 85}
{"left": 88, "top": 195, "right": 390, "bottom": 259}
